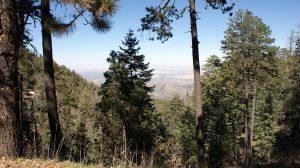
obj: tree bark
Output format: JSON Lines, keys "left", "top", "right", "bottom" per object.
{"left": 41, "top": 0, "right": 63, "bottom": 157}
{"left": 0, "top": 0, "right": 21, "bottom": 157}
{"left": 244, "top": 75, "right": 252, "bottom": 168}
{"left": 250, "top": 81, "right": 256, "bottom": 167}
{"left": 188, "top": 0, "right": 204, "bottom": 167}
{"left": 244, "top": 117, "right": 248, "bottom": 166}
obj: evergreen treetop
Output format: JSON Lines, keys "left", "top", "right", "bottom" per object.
{"left": 98, "top": 30, "right": 160, "bottom": 158}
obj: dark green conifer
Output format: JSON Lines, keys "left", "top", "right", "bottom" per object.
{"left": 98, "top": 30, "right": 159, "bottom": 163}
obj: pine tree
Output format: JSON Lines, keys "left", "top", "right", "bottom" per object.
{"left": 159, "top": 96, "right": 190, "bottom": 165}
{"left": 39, "top": 0, "right": 117, "bottom": 156}
{"left": 274, "top": 37, "right": 300, "bottom": 165}
{"left": 140, "top": 1, "right": 234, "bottom": 166}
{"left": 283, "top": 37, "right": 300, "bottom": 135}
{"left": 16, "top": 0, "right": 39, "bottom": 47}
{"left": 19, "top": 48, "right": 41, "bottom": 157}
{"left": 0, "top": 0, "right": 22, "bottom": 157}
{"left": 17, "top": 49, "right": 103, "bottom": 161}
{"left": 98, "top": 30, "right": 158, "bottom": 163}
{"left": 179, "top": 107, "right": 197, "bottom": 166}
{"left": 222, "top": 9, "right": 278, "bottom": 167}
{"left": 202, "top": 55, "right": 226, "bottom": 167}
{"left": 201, "top": 55, "right": 245, "bottom": 166}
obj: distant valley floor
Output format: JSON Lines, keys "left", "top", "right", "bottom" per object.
{"left": 77, "top": 67, "right": 194, "bottom": 99}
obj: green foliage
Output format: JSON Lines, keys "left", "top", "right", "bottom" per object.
{"left": 19, "top": 48, "right": 43, "bottom": 157}
{"left": 222, "top": 10, "right": 278, "bottom": 78}
{"left": 69, "top": 122, "right": 90, "bottom": 162}
{"left": 140, "top": 3, "right": 185, "bottom": 42}
{"left": 154, "top": 95, "right": 197, "bottom": 167}
{"left": 269, "top": 42, "right": 300, "bottom": 165}
{"left": 279, "top": 37, "right": 300, "bottom": 137}
{"left": 97, "top": 30, "right": 165, "bottom": 165}
{"left": 254, "top": 89, "right": 277, "bottom": 160}
{"left": 219, "top": 9, "right": 281, "bottom": 164}
{"left": 159, "top": 96, "right": 187, "bottom": 160}
{"left": 47, "top": 0, "right": 118, "bottom": 36}
{"left": 202, "top": 55, "right": 244, "bottom": 166}
{"left": 18, "top": 48, "right": 101, "bottom": 162}
{"left": 140, "top": 0, "right": 234, "bottom": 42}
{"left": 17, "top": 6, "right": 300, "bottom": 167}
{"left": 16, "top": 0, "right": 40, "bottom": 46}
{"left": 161, "top": 96, "right": 186, "bottom": 137}
{"left": 179, "top": 107, "right": 197, "bottom": 166}
{"left": 63, "top": 0, "right": 118, "bottom": 34}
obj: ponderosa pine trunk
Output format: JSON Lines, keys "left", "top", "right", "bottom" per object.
{"left": 0, "top": 0, "right": 21, "bottom": 157}
{"left": 244, "top": 74, "right": 252, "bottom": 168}
{"left": 41, "top": 0, "right": 63, "bottom": 157}
{"left": 250, "top": 81, "right": 257, "bottom": 167}
{"left": 244, "top": 116, "right": 248, "bottom": 166}
{"left": 188, "top": 0, "right": 204, "bottom": 167}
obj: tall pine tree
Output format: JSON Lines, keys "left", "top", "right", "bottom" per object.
{"left": 98, "top": 30, "right": 159, "bottom": 163}
{"left": 222, "top": 10, "right": 278, "bottom": 167}
{"left": 0, "top": 0, "right": 22, "bottom": 157}
{"left": 38, "top": 0, "right": 117, "bottom": 156}
{"left": 140, "top": 1, "right": 234, "bottom": 166}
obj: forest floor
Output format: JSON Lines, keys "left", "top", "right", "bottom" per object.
{"left": 0, "top": 157, "right": 97, "bottom": 168}
{"left": 1, "top": 157, "right": 300, "bottom": 168}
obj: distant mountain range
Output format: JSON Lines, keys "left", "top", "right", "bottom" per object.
{"left": 76, "top": 67, "right": 194, "bottom": 99}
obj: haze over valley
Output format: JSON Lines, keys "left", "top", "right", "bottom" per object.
{"left": 77, "top": 66, "right": 194, "bottom": 99}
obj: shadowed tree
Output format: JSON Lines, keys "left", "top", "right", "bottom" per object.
{"left": 283, "top": 37, "right": 300, "bottom": 135}
{"left": 0, "top": 0, "right": 21, "bottom": 157}
{"left": 16, "top": 0, "right": 39, "bottom": 47}
{"left": 140, "top": 1, "right": 234, "bottom": 167}
{"left": 39, "top": 0, "right": 117, "bottom": 156}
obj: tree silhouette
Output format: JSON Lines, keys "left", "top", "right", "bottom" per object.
{"left": 98, "top": 30, "right": 160, "bottom": 163}
{"left": 140, "top": 1, "right": 234, "bottom": 167}
{"left": 0, "top": 0, "right": 21, "bottom": 157}
{"left": 38, "top": 0, "right": 117, "bottom": 156}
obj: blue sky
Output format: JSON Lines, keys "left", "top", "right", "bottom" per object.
{"left": 28, "top": 0, "right": 300, "bottom": 71}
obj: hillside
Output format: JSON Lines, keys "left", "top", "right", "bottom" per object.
{"left": 19, "top": 49, "right": 101, "bottom": 161}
